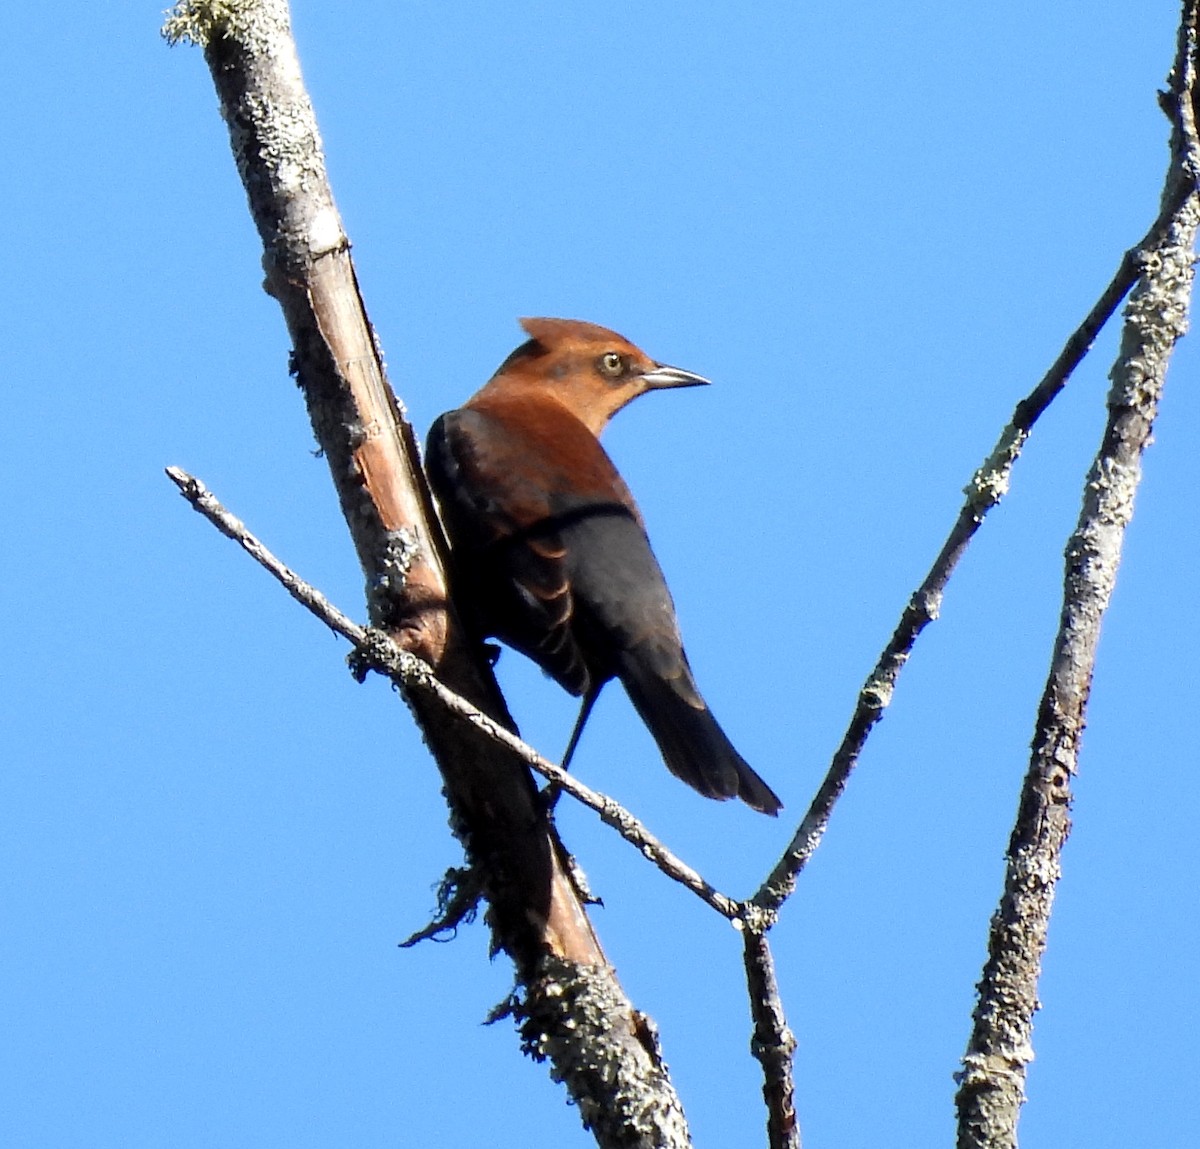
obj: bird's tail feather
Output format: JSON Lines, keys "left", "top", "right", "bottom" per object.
{"left": 618, "top": 656, "right": 782, "bottom": 816}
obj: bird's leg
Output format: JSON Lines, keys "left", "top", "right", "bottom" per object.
{"left": 543, "top": 683, "right": 603, "bottom": 811}
{"left": 562, "top": 684, "right": 602, "bottom": 771}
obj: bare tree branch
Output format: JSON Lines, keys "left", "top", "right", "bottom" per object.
{"left": 954, "top": 7, "right": 1200, "bottom": 1146}
{"left": 743, "top": 930, "right": 799, "bottom": 1149}
{"left": 166, "top": 464, "right": 745, "bottom": 922}
{"left": 752, "top": 78, "right": 1196, "bottom": 920}
{"left": 738, "top": 11, "right": 1199, "bottom": 1137}
{"left": 162, "top": 2, "right": 691, "bottom": 1143}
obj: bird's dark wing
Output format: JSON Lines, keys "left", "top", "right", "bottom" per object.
{"left": 564, "top": 508, "right": 787, "bottom": 815}
{"left": 561, "top": 502, "right": 781, "bottom": 813}
{"left": 558, "top": 507, "right": 700, "bottom": 702}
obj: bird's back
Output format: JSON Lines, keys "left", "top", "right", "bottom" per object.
{"left": 427, "top": 394, "right": 635, "bottom": 697}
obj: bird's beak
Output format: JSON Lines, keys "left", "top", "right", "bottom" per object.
{"left": 640, "top": 362, "right": 711, "bottom": 390}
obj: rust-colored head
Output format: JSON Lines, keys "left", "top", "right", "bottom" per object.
{"left": 472, "top": 317, "right": 709, "bottom": 436}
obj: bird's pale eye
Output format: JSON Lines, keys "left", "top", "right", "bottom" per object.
{"left": 598, "top": 351, "right": 625, "bottom": 378}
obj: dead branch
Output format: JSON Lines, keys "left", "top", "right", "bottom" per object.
{"left": 162, "top": 2, "right": 690, "bottom": 1143}
{"left": 752, "top": 79, "right": 1196, "bottom": 920}
{"left": 954, "top": 6, "right": 1200, "bottom": 1146}
{"left": 165, "top": 465, "right": 742, "bottom": 922}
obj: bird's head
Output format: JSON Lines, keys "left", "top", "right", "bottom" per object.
{"left": 481, "top": 317, "right": 709, "bottom": 436}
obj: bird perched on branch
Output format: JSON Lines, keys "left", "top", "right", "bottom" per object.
{"left": 425, "top": 317, "right": 781, "bottom": 815}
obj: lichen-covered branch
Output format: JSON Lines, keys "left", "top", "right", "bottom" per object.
{"left": 166, "top": 465, "right": 740, "bottom": 922}
{"left": 752, "top": 78, "right": 1194, "bottom": 921}
{"left": 518, "top": 956, "right": 691, "bottom": 1149}
{"left": 954, "top": 8, "right": 1200, "bottom": 1147}
{"left": 163, "top": 3, "right": 691, "bottom": 1144}
{"left": 743, "top": 931, "right": 799, "bottom": 1149}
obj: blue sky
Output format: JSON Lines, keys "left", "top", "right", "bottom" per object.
{"left": 2, "top": 3, "right": 1197, "bottom": 1146}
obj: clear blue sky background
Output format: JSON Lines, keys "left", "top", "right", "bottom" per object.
{"left": 2, "top": 3, "right": 1196, "bottom": 1146}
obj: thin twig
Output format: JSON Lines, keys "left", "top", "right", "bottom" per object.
{"left": 743, "top": 930, "right": 800, "bottom": 1149}
{"left": 752, "top": 128, "right": 1192, "bottom": 919}
{"left": 165, "top": 465, "right": 742, "bottom": 921}
{"left": 165, "top": 467, "right": 355, "bottom": 635}
{"left": 955, "top": 6, "right": 1200, "bottom": 1147}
